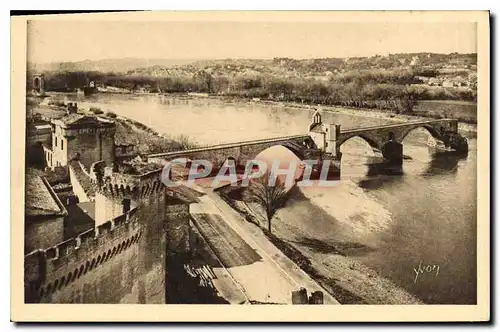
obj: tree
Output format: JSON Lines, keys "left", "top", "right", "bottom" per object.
{"left": 193, "top": 70, "right": 214, "bottom": 93}
{"left": 245, "top": 171, "right": 289, "bottom": 233}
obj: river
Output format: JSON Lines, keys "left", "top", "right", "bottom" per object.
{"left": 55, "top": 93, "right": 477, "bottom": 304}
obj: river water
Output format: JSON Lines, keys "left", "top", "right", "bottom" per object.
{"left": 56, "top": 93, "right": 477, "bottom": 304}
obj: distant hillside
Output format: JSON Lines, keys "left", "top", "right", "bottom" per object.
{"left": 127, "top": 53, "right": 477, "bottom": 78}
{"left": 28, "top": 58, "right": 204, "bottom": 74}
{"left": 30, "top": 53, "right": 477, "bottom": 121}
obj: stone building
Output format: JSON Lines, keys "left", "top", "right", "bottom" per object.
{"left": 308, "top": 111, "right": 341, "bottom": 157}
{"left": 32, "top": 74, "right": 45, "bottom": 96}
{"left": 25, "top": 170, "right": 67, "bottom": 254}
{"left": 24, "top": 163, "right": 189, "bottom": 304}
{"left": 47, "top": 113, "right": 116, "bottom": 170}
{"left": 26, "top": 122, "right": 52, "bottom": 166}
{"left": 24, "top": 103, "right": 198, "bottom": 304}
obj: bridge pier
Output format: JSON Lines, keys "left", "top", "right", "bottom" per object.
{"left": 443, "top": 132, "right": 469, "bottom": 153}
{"left": 315, "top": 154, "right": 342, "bottom": 181}
{"left": 381, "top": 140, "right": 404, "bottom": 165}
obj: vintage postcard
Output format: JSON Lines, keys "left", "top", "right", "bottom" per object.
{"left": 11, "top": 11, "right": 490, "bottom": 322}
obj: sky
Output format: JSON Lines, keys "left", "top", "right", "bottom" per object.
{"left": 27, "top": 20, "right": 477, "bottom": 63}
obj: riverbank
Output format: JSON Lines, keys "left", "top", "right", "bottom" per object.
{"left": 134, "top": 91, "right": 479, "bottom": 133}
{"left": 218, "top": 96, "right": 478, "bottom": 134}
{"left": 169, "top": 91, "right": 478, "bottom": 133}
{"left": 218, "top": 185, "right": 422, "bottom": 304}
{"left": 42, "top": 91, "right": 478, "bottom": 133}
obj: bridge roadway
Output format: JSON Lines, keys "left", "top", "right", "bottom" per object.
{"left": 338, "top": 119, "right": 455, "bottom": 134}
{"left": 148, "top": 134, "right": 310, "bottom": 159}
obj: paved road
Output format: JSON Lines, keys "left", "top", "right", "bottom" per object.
{"left": 191, "top": 213, "right": 262, "bottom": 268}
{"left": 190, "top": 190, "right": 340, "bottom": 304}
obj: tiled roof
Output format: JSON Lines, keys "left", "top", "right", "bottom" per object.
{"left": 25, "top": 169, "right": 66, "bottom": 218}
{"left": 58, "top": 113, "right": 85, "bottom": 125}
{"left": 309, "top": 123, "right": 324, "bottom": 133}
{"left": 54, "top": 114, "right": 115, "bottom": 128}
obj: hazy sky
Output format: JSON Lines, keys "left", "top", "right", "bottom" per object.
{"left": 27, "top": 20, "right": 477, "bottom": 63}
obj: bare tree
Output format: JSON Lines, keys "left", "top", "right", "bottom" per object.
{"left": 245, "top": 171, "right": 289, "bottom": 233}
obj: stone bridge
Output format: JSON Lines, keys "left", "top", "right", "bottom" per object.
{"left": 147, "top": 112, "right": 468, "bottom": 178}
{"left": 330, "top": 118, "right": 468, "bottom": 162}
{"left": 147, "top": 134, "right": 319, "bottom": 168}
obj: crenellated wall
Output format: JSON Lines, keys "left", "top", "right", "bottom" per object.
{"left": 100, "top": 168, "right": 165, "bottom": 200}
{"left": 25, "top": 166, "right": 173, "bottom": 304}
{"left": 94, "top": 191, "right": 138, "bottom": 227}
{"left": 24, "top": 208, "right": 142, "bottom": 303}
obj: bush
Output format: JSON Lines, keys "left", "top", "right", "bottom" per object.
{"left": 48, "top": 100, "right": 66, "bottom": 107}
{"left": 90, "top": 107, "right": 104, "bottom": 115}
{"left": 106, "top": 111, "right": 117, "bottom": 118}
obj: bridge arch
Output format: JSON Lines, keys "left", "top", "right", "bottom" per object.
{"left": 397, "top": 124, "right": 443, "bottom": 143}
{"left": 339, "top": 134, "right": 382, "bottom": 154}
{"left": 251, "top": 144, "right": 308, "bottom": 184}
{"left": 253, "top": 144, "right": 306, "bottom": 163}
{"left": 251, "top": 141, "right": 310, "bottom": 162}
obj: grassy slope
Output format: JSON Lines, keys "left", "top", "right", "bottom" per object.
{"left": 413, "top": 100, "right": 477, "bottom": 123}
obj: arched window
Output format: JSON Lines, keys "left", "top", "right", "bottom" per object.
{"left": 66, "top": 273, "right": 72, "bottom": 285}
{"left": 313, "top": 111, "right": 322, "bottom": 124}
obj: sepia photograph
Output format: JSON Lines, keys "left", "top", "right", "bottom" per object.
{"left": 11, "top": 10, "right": 490, "bottom": 322}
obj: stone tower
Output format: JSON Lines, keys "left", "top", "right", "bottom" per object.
{"left": 33, "top": 74, "right": 45, "bottom": 96}
{"left": 98, "top": 168, "right": 168, "bottom": 304}
{"left": 307, "top": 111, "right": 341, "bottom": 159}
{"left": 307, "top": 111, "right": 342, "bottom": 181}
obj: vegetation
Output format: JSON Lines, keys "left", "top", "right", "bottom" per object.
{"left": 31, "top": 53, "right": 477, "bottom": 117}
{"left": 89, "top": 107, "right": 103, "bottom": 115}
{"left": 114, "top": 117, "right": 197, "bottom": 155}
{"left": 413, "top": 100, "right": 477, "bottom": 124}
{"left": 244, "top": 172, "right": 289, "bottom": 233}
{"left": 47, "top": 100, "right": 66, "bottom": 107}
{"left": 105, "top": 111, "right": 117, "bottom": 118}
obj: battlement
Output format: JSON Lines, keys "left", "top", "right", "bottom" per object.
{"left": 24, "top": 207, "right": 142, "bottom": 302}
{"left": 100, "top": 166, "right": 165, "bottom": 199}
